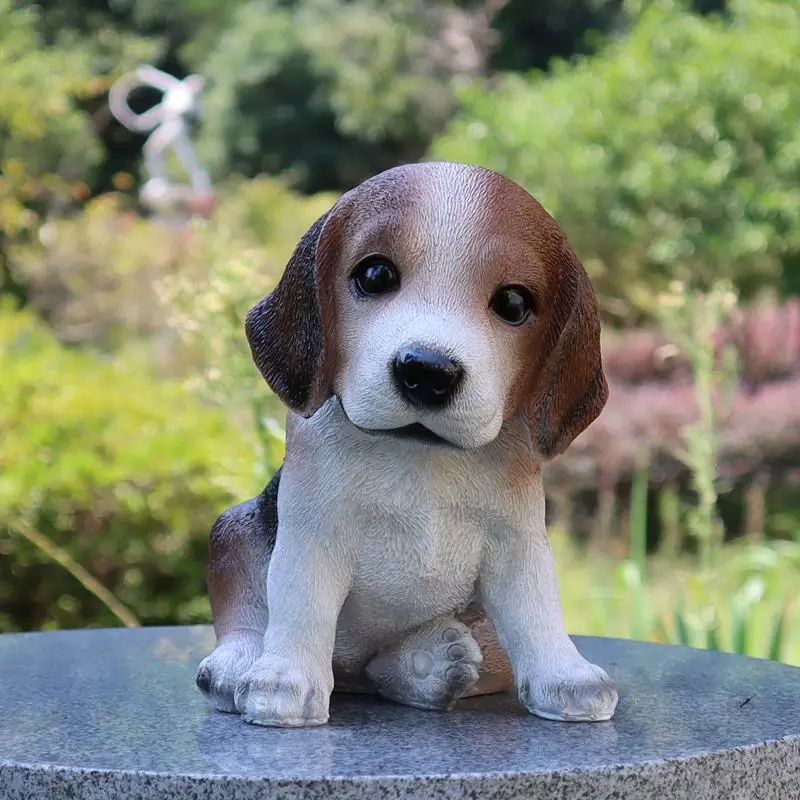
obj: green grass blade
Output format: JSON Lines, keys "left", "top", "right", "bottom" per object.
{"left": 706, "top": 607, "right": 721, "bottom": 651}
{"left": 731, "top": 603, "right": 748, "bottom": 655}
{"left": 658, "top": 486, "right": 682, "bottom": 557}
{"left": 674, "top": 604, "right": 692, "bottom": 647}
{"left": 630, "top": 450, "right": 650, "bottom": 576}
{"left": 652, "top": 616, "right": 671, "bottom": 644}
{"left": 767, "top": 608, "right": 786, "bottom": 662}
{"left": 8, "top": 519, "right": 140, "bottom": 628}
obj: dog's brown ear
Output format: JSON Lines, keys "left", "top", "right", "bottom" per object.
{"left": 245, "top": 209, "right": 341, "bottom": 417}
{"left": 522, "top": 242, "right": 608, "bottom": 458}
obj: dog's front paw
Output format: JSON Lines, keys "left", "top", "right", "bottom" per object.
{"left": 196, "top": 635, "right": 263, "bottom": 713}
{"left": 519, "top": 656, "right": 618, "bottom": 722}
{"left": 234, "top": 655, "right": 332, "bottom": 727}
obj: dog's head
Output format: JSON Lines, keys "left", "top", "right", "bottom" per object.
{"left": 245, "top": 162, "right": 607, "bottom": 457}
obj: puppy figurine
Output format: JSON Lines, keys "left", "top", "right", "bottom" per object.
{"left": 195, "top": 161, "right": 619, "bottom": 728}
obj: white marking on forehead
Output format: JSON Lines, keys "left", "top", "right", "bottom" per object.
{"left": 413, "top": 164, "right": 494, "bottom": 255}
{"left": 392, "top": 165, "right": 500, "bottom": 313}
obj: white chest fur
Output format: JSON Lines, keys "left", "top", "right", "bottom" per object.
{"left": 278, "top": 400, "right": 541, "bottom": 659}
{"left": 343, "top": 454, "right": 487, "bottom": 626}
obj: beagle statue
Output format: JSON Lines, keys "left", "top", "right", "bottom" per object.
{"left": 195, "top": 161, "right": 619, "bottom": 728}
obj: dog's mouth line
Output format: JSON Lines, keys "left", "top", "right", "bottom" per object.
{"left": 368, "top": 422, "right": 451, "bottom": 445}
{"left": 350, "top": 419, "right": 458, "bottom": 448}
{"left": 334, "top": 396, "right": 466, "bottom": 449}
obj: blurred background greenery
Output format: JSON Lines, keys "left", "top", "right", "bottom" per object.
{"left": 1, "top": 0, "right": 798, "bottom": 666}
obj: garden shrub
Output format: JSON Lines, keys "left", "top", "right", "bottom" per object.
{"left": 0, "top": 303, "right": 278, "bottom": 632}
{"left": 12, "top": 177, "right": 337, "bottom": 351}
{"left": 432, "top": 0, "right": 800, "bottom": 323}
{"left": 0, "top": 0, "right": 103, "bottom": 237}
{"left": 547, "top": 297, "right": 800, "bottom": 546}
{"left": 0, "top": 175, "right": 332, "bottom": 634}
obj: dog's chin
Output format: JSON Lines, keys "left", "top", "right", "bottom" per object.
{"left": 338, "top": 408, "right": 462, "bottom": 448}
{"left": 335, "top": 396, "right": 502, "bottom": 450}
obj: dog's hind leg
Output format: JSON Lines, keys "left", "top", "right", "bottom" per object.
{"left": 195, "top": 469, "right": 280, "bottom": 713}
{"left": 363, "top": 606, "right": 513, "bottom": 711}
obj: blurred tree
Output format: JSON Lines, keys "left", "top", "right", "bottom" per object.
{"left": 470, "top": 0, "right": 726, "bottom": 73}
{"left": 28, "top": 0, "right": 682, "bottom": 196}
{"left": 26, "top": 0, "right": 496, "bottom": 195}
{"left": 432, "top": 0, "right": 800, "bottom": 324}
{"left": 485, "top": 0, "right": 626, "bottom": 72}
{"left": 0, "top": 302, "right": 263, "bottom": 632}
{"left": 195, "top": 0, "right": 500, "bottom": 192}
{"left": 32, "top": 0, "right": 178, "bottom": 196}
{"left": 0, "top": 1, "right": 105, "bottom": 304}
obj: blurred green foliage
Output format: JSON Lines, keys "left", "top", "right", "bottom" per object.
{"left": 0, "top": 301, "right": 270, "bottom": 632}
{"left": 12, "top": 178, "right": 336, "bottom": 349}
{"left": 433, "top": 0, "right": 800, "bottom": 323}
{"left": 0, "top": 0, "right": 798, "bottom": 669}
{"left": 0, "top": 176, "right": 332, "bottom": 633}
{"left": 25, "top": 0, "right": 721, "bottom": 197}
{"left": 196, "top": 0, "right": 458, "bottom": 191}
{"left": 554, "top": 528, "right": 800, "bottom": 665}
{"left": 0, "top": 1, "right": 99, "bottom": 251}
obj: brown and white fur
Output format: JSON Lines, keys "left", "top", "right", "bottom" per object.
{"left": 195, "top": 161, "right": 619, "bottom": 728}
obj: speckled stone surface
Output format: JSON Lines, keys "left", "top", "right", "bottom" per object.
{"left": 0, "top": 627, "right": 798, "bottom": 799}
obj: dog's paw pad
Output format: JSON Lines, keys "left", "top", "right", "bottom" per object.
{"left": 411, "top": 649, "right": 435, "bottom": 678}
{"left": 366, "top": 619, "right": 483, "bottom": 710}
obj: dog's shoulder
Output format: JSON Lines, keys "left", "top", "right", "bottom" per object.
{"left": 257, "top": 466, "right": 282, "bottom": 541}
{"left": 210, "top": 467, "right": 282, "bottom": 553}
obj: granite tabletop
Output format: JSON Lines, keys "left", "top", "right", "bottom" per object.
{"left": 0, "top": 625, "right": 798, "bottom": 799}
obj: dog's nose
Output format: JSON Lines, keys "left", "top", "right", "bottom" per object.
{"left": 392, "top": 347, "right": 463, "bottom": 408}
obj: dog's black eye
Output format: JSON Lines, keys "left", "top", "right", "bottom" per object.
{"left": 351, "top": 259, "right": 400, "bottom": 298}
{"left": 490, "top": 285, "right": 536, "bottom": 326}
